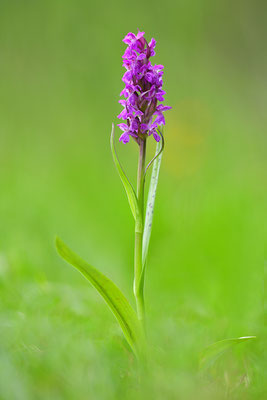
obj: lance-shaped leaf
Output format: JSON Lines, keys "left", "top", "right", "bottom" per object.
{"left": 56, "top": 237, "right": 145, "bottom": 358}
{"left": 142, "top": 140, "right": 163, "bottom": 268}
{"left": 110, "top": 124, "right": 139, "bottom": 220}
{"left": 199, "top": 336, "right": 256, "bottom": 370}
{"left": 136, "top": 140, "right": 163, "bottom": 295}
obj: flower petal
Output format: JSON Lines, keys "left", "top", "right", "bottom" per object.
{"left": 153, "top": 131, "right": 161, "bottom": 142}
{"left": 119, "top": 132, "right": 130, "bottom": 143}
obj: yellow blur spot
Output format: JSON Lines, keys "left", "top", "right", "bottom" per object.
{"left": 164, "top": 99, "right": 212, "bottom": 178}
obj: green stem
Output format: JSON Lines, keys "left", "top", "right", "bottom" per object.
{"left": 134, "top": 138, "right": 146, "bottom": 328}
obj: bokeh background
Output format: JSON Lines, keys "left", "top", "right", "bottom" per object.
{"left": 0, "top": 1, "right": 265, "bottom": 399}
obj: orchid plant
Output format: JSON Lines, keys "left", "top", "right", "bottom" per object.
{"left": 56, "top": 31, "right": 171, "bottom": 359}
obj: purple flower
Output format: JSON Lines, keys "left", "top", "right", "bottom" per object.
{"left": 117, "top": 31, "right": 171, "bottom": 143}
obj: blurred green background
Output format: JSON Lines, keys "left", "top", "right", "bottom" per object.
{"left": 0, "top": 0, "right": 265, "bottom": 399}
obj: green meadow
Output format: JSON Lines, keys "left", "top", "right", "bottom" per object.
{"left": 0, "top": 1, "right": 265, "bottom": 399}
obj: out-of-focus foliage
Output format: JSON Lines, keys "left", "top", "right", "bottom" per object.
{"left": 0, "top": 0, "right": 265, "bottom": 399}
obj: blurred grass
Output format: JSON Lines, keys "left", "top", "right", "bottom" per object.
{"left": 0, "top": 0, "right": 266, "bottom": 399}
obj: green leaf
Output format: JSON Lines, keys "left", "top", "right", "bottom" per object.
{"left": 142, "top": 140, "right": 163, "bottom": 268}
{"left": 56, "top": 237, "right": 145, "bottom": 358}
{"left": 199, "top": 336, "right": 256, "bottom": 370}
{"left": 110, "top": 124, "right": 139, "bottom": 220}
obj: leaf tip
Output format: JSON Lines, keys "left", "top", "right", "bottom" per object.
{"left": 55, "top": 236, "right": 65, "bottom": 259}
{"left": 110, "top": 123, "right": 115, "bottom": 143}
{"left": 55, "top": 235, "right": 61, "bottom": 248}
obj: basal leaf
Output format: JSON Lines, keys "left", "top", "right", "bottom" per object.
{"left": 110, "top": 124, "right": 139, "bottom": 220}
{"left": 199, "top": 336, "right": 256, "bottom": 370}
{"left": 56, "top": 237, "right": 145, "bottom": 358}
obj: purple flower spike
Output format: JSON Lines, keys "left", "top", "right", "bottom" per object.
{"left": 117, "top": 30, "right": 171, "bottom": 143}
